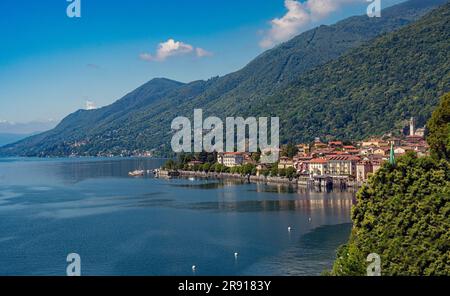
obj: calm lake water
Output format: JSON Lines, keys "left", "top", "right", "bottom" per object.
{"left": 0, "top": 157, "right": 353, "bottom": 276}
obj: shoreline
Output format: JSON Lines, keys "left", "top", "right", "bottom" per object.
{"left": 159, "top": 169, "right": 362, "bottom": 190}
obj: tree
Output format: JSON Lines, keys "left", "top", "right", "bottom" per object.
{"left": 331, "top": 95, "right": 450, "bottom": 276}
{"left": 286, "top": 167, "right": 297, "bottom": 179}
{"left": 426, "top": 92, "right": 450, "bottom": 161}
{"left": 270, "top": 165, "right": 279, "bottom": 177}
{"left": 164, "top": 159, "right": 176, "bottom": 170}
{"left": 331, "top": 153, "right": 449, "bottom": 275}
{"left": 281, "top": 143, "right": 299, "bottom": 158}
{"left": 251, "top": 148, "right": 262, "bottom": 162}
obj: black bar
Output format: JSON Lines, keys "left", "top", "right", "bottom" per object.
{"left": 0, "top": 276, "right": 447, "bottom": 295}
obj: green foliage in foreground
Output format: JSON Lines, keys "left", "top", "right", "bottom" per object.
{"left": 427, "top": 92, "right": 450, "bottom": 161}
{"left": 331, "top": 93, "right": 450, "bottom": 276}
{"left": 332, "top": 153, "right": 449, "bottom": 275}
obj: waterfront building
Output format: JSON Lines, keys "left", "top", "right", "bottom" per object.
{"left": 278, "top": 157, "right": 295, "bottom": 170}
{"left": 308, "top": 158, "right": 328, "bottom": 176}
{"left": 357, "top": 160, "right": 373, "bottom": 182}
{"left": 327, "top": 155, "right": 359, "bottom": 177}
{"left": 218, "top": 152, "right": 244, "bottom": 167}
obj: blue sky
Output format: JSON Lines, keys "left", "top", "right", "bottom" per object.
{"left": 0, "top": 0, "right": 405, "bottom": 125}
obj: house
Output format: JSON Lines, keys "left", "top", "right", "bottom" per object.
{"left": 343, "top": 145, "right": 357, "bottom": 151}
{"left": 313, "top": 138, "right": 328, "bottom": 149}
{"left": 372, "top": 160, "right": 383, "bottom": 174}
{"left": 327, "top": 155, "right": 359, "bottom": 177}
{"left": 294, "top": 156, "right": 312, "bottom": 173}
{"left": 415, "top": 128, "right": 426, "bottom": 137}
{"left": 218, "top": 152, "right": 244, "bottom": 167}
{"left": 360, "top": 147, "right": 375, "bottom": 155}
{"left": 356, "top": 156, "right": 386, "bottom": 182}
{"left": 296, "top": 144, "right": 310, "bottom": 155}
{"left": 394, "top": 147, "right": 407, "bottom": 155}
{"left": 389, "top": 138, "right": 402, "bottom": 146}
{"left": 278, "top": 157, "right": 294, "bottom": 170}
{"left": 357, "top": 160, "right": 373, "bottom": 182}
{"left": 373, "top": 147, "right": 390, "bottom": 156}
{"left": 361, "top": 139, "right": 383, "bottom": 148}
{"left": 311, "top": 148, "right": 335, "bottom": 157}
{"left": 345, "top": 149, "right": 361, "bottom": 155}
{"left": 328, "top": 141, "right": 343, "bottom": 148}
{"left": 405, "top": 135, "right": 424, "bottom": 144}
{"left": 308, "top": 158, "right": 328, "bottom": 176}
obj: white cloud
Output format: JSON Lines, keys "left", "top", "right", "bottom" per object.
{"left": 196, "top": 47, "right": 213, "bottom": 57}
{"left": 140, "top": 39, "right": 212, "bottom": 62}
{"left": 260, "top": 0, "right": 360, "bottom": 48}
{"left": 85, "top": 101, "right": 97, "bottom": 110}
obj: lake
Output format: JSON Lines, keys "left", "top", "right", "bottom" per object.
{"left": 0, "top": 157, "right": 353, "bottom": 275}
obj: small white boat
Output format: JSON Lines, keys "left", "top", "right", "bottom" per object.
{"left": 128, "top": 170, "right": 145, "bottom": 177}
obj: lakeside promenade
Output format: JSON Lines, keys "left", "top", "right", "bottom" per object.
{"left": 156, "top": 169, "right": 361, "bottom": 190}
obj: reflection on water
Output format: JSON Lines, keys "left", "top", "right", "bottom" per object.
{"left": 0, "top": 158, "right": 354, "bottom": 276}
{"left": 184, "top": 198, "right": 353, "bottom": 215}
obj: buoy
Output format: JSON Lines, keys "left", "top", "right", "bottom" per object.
{"left": 192, "top": 265, "right": 196, "bottom": 272}
{"left": 234, "top": 252, "right": 239, "bottom": 259}
{"left": 288, "top": 226, "right": 292, "bottom": 232}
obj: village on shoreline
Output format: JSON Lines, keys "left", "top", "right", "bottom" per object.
{"left": 158, "top": 118, "right": 430, "bottom": 189}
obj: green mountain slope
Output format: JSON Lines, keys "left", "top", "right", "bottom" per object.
{"left": 256, "top": 1, "right": 450, "bottom": 142}
{"left": 1, "top": 0, "right": 448, "bottom": 157}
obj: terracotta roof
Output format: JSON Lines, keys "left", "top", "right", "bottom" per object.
{"left": 309, "top": 158, "right": 328, "bottom": 164}
{"left": 223, "top": 152, "right": 244, "bottom": 155}
{"left": 328, "top": 155, "right": 360, "bottom": 161}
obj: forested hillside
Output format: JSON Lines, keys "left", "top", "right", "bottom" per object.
{"left": 1, "top": 0, "right": 447, "bottom": 157}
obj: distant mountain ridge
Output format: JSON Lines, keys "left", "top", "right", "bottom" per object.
{"left": 0, "top": 133, "right": 35, "bottom": 148}
{"left": 1, "top": 0, "right": 448, "bottom": 157}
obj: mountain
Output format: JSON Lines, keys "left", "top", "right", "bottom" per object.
{"left": 1, "top": 0, "right": 448, "bottom": 157}
{"left": 252, "top": 1, "right": 450, "bottom": 143}
{"left": 0, "top": 133, "right": 34, "bottom": 147}
{"left": 0, "top": 120, "right": 56, "bottom": 147}
{"left": 0, "top": 120, "right": 57, "bottom": 134}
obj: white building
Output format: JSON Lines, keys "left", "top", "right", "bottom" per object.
{"left": 308, "top": 158, "right": 328, "bottom": 176}
{"left": 218, "top": 153, "right": 244, "bottom": 168}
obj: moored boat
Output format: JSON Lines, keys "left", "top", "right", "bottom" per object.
{"left": 128, "top": 170, "right": 145, "bottom": 177}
